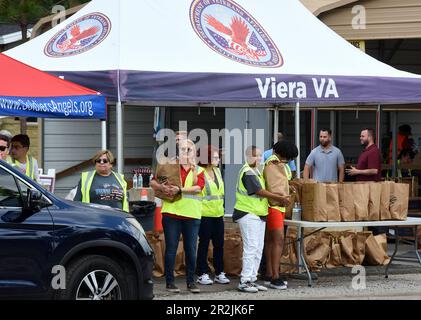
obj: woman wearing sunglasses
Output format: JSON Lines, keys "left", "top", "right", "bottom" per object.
{"left": 150, "top": 139, "right": 205, "bottom": 294}
{"left": 74, "top": 150, "right": 129, "bottom": 212}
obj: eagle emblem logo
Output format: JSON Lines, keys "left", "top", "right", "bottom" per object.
{"left": 190, "top": 0, "right": 283, "bottom": 68}
{"left": 45, "top": 13, "right": 111, "bottom": 58}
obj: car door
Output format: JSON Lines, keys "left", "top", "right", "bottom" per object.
{"left": 0, "top": 165, "right": 54, "bottom": 297}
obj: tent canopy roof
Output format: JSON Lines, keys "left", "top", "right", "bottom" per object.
{"left": 5, "top": 0, "right": 421, "bottom": 105}
{"left": 0, "top": 53, "right": 106, "bottom": 119}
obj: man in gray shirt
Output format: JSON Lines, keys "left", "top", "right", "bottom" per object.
{"left": 303, "top": 129, "right": 345, "bottom": 182}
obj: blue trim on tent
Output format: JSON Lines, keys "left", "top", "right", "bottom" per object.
{"left": 0, "top": 94, "right": 106, "bottom": 120}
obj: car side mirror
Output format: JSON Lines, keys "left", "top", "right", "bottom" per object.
{"left": 26, "top": 189, "right": 45, "bottom": 212}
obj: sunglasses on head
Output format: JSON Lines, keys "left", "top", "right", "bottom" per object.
{"left": 95, "top": 158, "right": 110, "bottom": 164}
{"left": 0, "top": 146, "right": 7, "bottom": 152}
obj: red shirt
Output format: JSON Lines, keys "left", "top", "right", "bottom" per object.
{"left": 162, "top": 165, "right": 205, "bottom": 219}
{"left": 356, "top": 144, "right": 382, "bottom": 182}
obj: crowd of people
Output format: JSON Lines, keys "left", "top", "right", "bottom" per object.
{"left": 1, "top": 124, "right": 416, "bottom": 294}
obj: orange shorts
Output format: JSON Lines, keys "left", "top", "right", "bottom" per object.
{"left": 267, "top": 207, "right": 285, "bottom": 231}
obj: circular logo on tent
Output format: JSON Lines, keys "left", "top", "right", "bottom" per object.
{"left": 44, "top": 13, "right": 111, "bottom": 58}
{"left": 190, "top": 0, "right": 283, "bottom": 68}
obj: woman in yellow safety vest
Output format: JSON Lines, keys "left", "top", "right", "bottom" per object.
{"left": 196, "top": 145, "right": 230, "bottom": 286}
{"left": 73, "top": 150, "right": 128, "bottom": 212}
{"left": 263, "top": 140, "right": 298, "bottom": 290}
{"left": 150, "top": 139, "right": 204, "bottom": 294}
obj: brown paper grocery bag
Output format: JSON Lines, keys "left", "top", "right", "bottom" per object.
{"left": 326, "top": 184, "right": 341, "bottom": 222}
{"left": 368, "top": 183, "right": 381, "bottom": 221}
{"left": 154, "top": 159, "right": 182, "bottom": 202}
{"left": 390, "top": 183, "right": 409, "bottom": 220}
{"left": 146, "top": 231, "right": 166, "bottom": 277}
{"left": 353, "top": 232, "right": 371, "bottom": 265}
{"left": 380, "top": 181, "right": 393, "bottom": 220}
{"left": 264, "top": 160, "right": 289, "bottom": 207}
{"left": 223, "top": 232, "right": 243, "bottom": 276}
{"left": 353, "top": 183, "right": 369, "bottom": 221}
{"left": 280, "top": 227, "right": 298, "bottom": 273}
{"left": 338, "top": 183, "right": 355, "bottom": 221}
{"left": 302, "top": 183, "right": 328, "bottom": 221}
{"left": 340, "top": 233, "right": 357, "bottom": 267}
{"left": 304, "top": 233, "right": 330, "bottom": 270}
{"left": 365, "top": 234, "right": 390, "bottom": 265}
{"left": 326, "top": 237, "right": 342, "bottom": 268}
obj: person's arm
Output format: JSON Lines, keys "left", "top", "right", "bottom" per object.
{"left": 338, "top": 165, "right": 345, "bottom": 182}
{"left": 73, "top": 180, "right": 83, "bottom": 201}
{"left": 150, "top": 179, "right": 174, "bottom": 196}
{"left": 346, "top": 167, "right": 378, "bottom": 176}
{"left": 303, "top": 152, "right": 314, "bottom": 179}
{"left": 180, "top": 171, "right": 204, "bottom": 194}
{"left": 338, "top": 150, "right": 345, "bottom": 183}
{"left": 303, "top": 164, "right": 311, "bottom": 180}
{"left": 255, "top": 189, "right": 291, "bottom": 207}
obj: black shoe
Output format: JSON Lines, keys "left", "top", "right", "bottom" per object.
{"left": 166, "top": 283, "right": 180, "bottom": 293}
{"left": 263, "top": 275, "right": 272, "bottom": 286}
{"left": 187, "top": 282, "right": 201, "bottom": 293}
{"left": 269, "top": 278, "right": 287, "bottom": 290}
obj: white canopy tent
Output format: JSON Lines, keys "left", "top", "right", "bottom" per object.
{"left": 6, "top": 0, "right": 421, "bottom": 174}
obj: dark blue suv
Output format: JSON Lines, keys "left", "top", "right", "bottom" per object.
{"left": 0, "top": 160, "right": 154, "bottom": 300}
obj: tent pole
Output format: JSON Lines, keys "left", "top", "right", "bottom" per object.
{"left": 391, "top": 111, "right": 397, "bottom": 178}
{"left": 311, "top": 108, "right": 317, "bottom": 149}
{"left": 330, "top": 110, "right": 336, "bottom": 146}
{"left": 295, "top": 102, "right": 300, "bottom": 178}
{"left": 101, "top": 120, "right": 107, "bottom": 150}
{"left": 376, "top": 105, "right": 381, "bottom": 149}
{"left": 116, "top": 100, "right": 124, "bottom": 174}
{"left": 273, "top": 106, "right": 279, "bottom": 143}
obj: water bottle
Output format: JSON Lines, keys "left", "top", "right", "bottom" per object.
{"left": 292, "top": 202, "right": 301, "bottom": 220}
{"left": 132, "top": 171, "right": 138, "bottom": 189}
{"left": 138, "top": 170, "right": 143, "bottom": 188}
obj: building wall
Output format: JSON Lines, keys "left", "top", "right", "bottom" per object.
{"left": 319, "top": 0, "right": 421, "bottom": 40}
{"left": 43, "top": 105, "right": 155, "bottom": 197}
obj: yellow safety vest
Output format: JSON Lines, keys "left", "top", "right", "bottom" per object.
{"left": 14, "top": 155, "right": 36, "bottom": 180}
{"left": 80, "top": 171, "right": 129, "bottom": 212}
{"left": 201, "top": 167, "right": 224, "bottom": 218}
{"left": 234, "top": 163, "right": 268, "bottom": 217}
{"left": 161, "top": 166, "right": 204, "bottom": 219}
{"left": 264, "top": 154, "right": 292, "bottom": 213}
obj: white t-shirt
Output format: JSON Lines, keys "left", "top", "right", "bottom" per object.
{"left": 16, "top": 157, "right": 39, "bottom": 182}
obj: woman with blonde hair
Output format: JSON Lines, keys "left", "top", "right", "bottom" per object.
{"left": 74, "top": 150, "right": 128, "bottom": 212}
{"left": 150, "top": 139, "right": 205, "bottom": 294}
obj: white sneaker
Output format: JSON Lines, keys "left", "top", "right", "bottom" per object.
{"left": 214, "top": 272, "right": 230, "bottom": 284}
{"left": 238, "top": 281, "right": 258, "bottom": 293}
{"left": 197, "top": 273, "right": 213, "bottom": 285}
{"left": 251, "top": 282, "right": 268, "bottom": 291}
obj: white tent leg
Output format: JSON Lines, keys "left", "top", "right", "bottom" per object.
{"left": 273, "top": 106, "right": 279, "bottom": 143}
{"left": 101, "top": 120, "right": 107, "bottom": 150}
{"left": 295, "top": 102, "right": 300, "bottom": 178}
{"left": 116, "top": 101, "right": 124, "bottom": 174}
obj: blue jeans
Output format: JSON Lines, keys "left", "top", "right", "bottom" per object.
{"left": 162, "top": 215, "right": 201, "bottom": 285}
{"left": 196, "top": 216, "right": 225, "bottom": 275}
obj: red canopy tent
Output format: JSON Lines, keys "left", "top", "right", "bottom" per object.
{"left": 0, "top": 53, "right": 106, "bottom": 119}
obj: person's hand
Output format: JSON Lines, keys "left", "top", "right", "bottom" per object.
{"left": 346, "top": 166, "right": 359, "bottom": 176}
{"left": 274, "top": 195, "right": 291, "bottom": 207}
{"left": 160, "top": 183, "right": 172, "bottom": 196}
{"left": 168, "top": 185, "right": 181, "bottom": 196}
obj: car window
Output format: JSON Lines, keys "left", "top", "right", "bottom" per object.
{"left": 0, "top": 167, "right": 24, "bottom": 207}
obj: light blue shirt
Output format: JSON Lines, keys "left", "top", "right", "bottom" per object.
{"left": 262, "top": 149, "right": 296, "bottom": 171}
{"left": 305, "top": 145, "right": 345, "bottom": 182}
